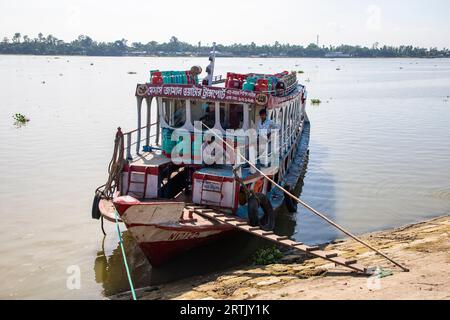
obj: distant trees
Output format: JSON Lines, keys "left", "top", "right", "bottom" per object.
{"left": 0, "top": 33, "right": 448, "bottom": 58}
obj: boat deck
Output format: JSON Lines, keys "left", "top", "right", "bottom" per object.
{"left": 129, "top": 152, "right": 172, "bottom": 167}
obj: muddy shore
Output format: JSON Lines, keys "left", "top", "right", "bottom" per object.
{"left": 112, "top": 215, "right": 449, "bottom": 300}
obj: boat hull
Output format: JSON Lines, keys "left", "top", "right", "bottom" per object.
{"left": 108, "top": 197, "right": 235, "bottom": 266}
{"left": 134, "top": 226, "right": 235, "bottom": 267}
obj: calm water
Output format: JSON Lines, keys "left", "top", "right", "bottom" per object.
{"left": 0, "top": 56, "right": 449, "bottom": 299}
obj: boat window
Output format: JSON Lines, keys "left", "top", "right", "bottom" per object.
{"left": 163, "top": 99, "right": 186, "bottom": 128}
{"left": 220, "top": 103, "right": 244, "bottom": 130}
{"left": 191, "top": 100, "right": 215, "bottom": 130}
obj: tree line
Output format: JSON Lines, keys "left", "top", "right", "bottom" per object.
{"left": 1, "top": 33, "right": 448, "bottom": 58}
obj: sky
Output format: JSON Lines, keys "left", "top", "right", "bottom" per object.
{"left": 1, "top": 0, "right": 450, "bottom": 48}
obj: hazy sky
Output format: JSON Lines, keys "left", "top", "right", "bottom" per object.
{"left": 1, "top": 0, "right": 450, "bottom": 48}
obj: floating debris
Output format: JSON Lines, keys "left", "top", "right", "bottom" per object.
{"left": 127, "top": 71, "right": 137, "bottom": 75}
{"left": 311, "top": 99, "right": 322, "bottom": 105}
{"left": 90, "top": 63, "right": 94, "bottom": 66}
{"left": 336, "top": 68, "right": 341, "bottom": 71}
{"left": 297, "top": 70, "right": 304, "bottom": 74}
{"left": 13, "top": 113, "right": 30, "bottom": 126}
{"left": 59, "top": 73, "right": 63, "bottom": 76}
{"left": 41, "top": 81, "right": 46, "bottom": 84}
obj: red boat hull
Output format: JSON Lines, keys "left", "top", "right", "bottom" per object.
{"left": 109, "top": 196, "right": 235, "bottom": 266}
{"left": 138, "top": 229, "right": 235, "bottom": 267}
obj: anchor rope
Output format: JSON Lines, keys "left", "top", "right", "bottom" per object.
{"left": 114, "top": 210, "right": 137, "bottom": 300}
{"left": 201, "top": 122, "right": 409, "bottom": 272}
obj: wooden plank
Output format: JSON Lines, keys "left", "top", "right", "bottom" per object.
{"left": 306, "top": 246, "right": 320, "bottom": 252}
{"left": 262, "top": 232, "right": 275, "bottom": 236}
{"left": 277, "top": 236, "right": 289, "bottom": 241}
{"left": 345, "top": 259, "right": 357, "bottom": 265}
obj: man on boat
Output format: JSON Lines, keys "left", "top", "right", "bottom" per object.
{"left": 257, "top": 109, "right": 279, "bottom": 132}
{"left": 257, "top": 109, "right": 279, "bottom": 166}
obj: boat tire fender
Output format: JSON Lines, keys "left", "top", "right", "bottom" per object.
{"left": 92, "top": 193, "right": 102, "bottom": 220}
{"left": 257, "top": 193, "right": 275, "bottom": 231}
{"left": 247, "top": 195, "right": 260, "bottom": 227}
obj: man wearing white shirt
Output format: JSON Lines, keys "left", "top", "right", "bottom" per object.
{"left": 256, "top": 109, "right": 280, "bottom": 167}
{"left": 257, "top": 109, "right": 279, "bottom": 132}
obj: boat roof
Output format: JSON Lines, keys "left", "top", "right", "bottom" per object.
{"left": 135, "top": 83, "right": 304, "bottom": 108}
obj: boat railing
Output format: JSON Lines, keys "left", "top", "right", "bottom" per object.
{"left": 123, "top": 123, "right": 159, "bottom": 160}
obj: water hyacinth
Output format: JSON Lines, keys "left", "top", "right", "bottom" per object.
{"left": 13, "top": 113, "right": 30, "bottom": 125}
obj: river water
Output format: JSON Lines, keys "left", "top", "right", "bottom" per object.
{"left": 0, "top": 56, "right": 449, "bottom": 299}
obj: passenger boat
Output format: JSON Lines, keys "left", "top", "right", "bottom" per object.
{"left": 93, "top": 47, "right": 310, "bottom": 267}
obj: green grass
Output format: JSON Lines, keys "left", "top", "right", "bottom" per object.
{"left": 252, "top": 246, "right": 283, "bottom": 265}
{"left": 13, "top": 113, "right": 30, "bottom": 125}
{"left": 311, "top": 99, "right": 322, "bottom": 105}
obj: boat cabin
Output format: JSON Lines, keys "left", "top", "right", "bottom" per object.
{"left": 118, "top": 68, "right": 308, "bottom": 215}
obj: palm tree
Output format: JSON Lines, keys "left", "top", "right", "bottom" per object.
{"left": 13, "top": 33, "right": 21, "bottom": 43}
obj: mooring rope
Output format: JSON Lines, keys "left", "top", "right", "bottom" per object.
{"left": 114, "top": 211, "right": 137, "bottom": 300}
{"left": 95, "top": 128, "right": 126, "bottom": 201}
{"left": 201, "top": 122, "right": 409, "bottom": 272}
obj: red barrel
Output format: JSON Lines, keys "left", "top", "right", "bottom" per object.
{"left": 255, "top": 79, "right": 269, "bottom": 92}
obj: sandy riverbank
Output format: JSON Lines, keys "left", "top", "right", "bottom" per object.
{"left": 112, "top": 215, "right": 449, "bottom": 300}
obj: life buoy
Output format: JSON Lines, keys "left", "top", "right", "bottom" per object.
{"left": 283, "top": 185, "right": 298, "bottom": 213}
{"left": 92, "top": 193, "right": 102, "bottom": 220}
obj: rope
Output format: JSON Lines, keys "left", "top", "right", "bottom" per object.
{"left": 114, "top": 211, "right": 137, "bottom": 300}
{"left": 201, "top": 122, "right": 410, "bottom": 272}
{"left": 95, "top": 128, "right": 126, "bottom": 200}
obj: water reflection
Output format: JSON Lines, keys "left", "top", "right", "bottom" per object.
{"left": 94, "top": 233, "right": 152, "bottom": 296}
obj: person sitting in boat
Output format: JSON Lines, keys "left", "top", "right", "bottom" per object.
{"left": 257, "top": 109, "right": 279, "bottom": 132}
{"left": 199, "top": 103, "right": 215, "bottom": 129}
